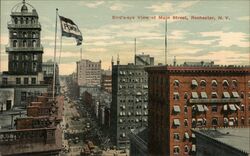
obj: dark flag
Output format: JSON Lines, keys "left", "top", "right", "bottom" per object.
{"left": 59, "top": 16, "right": 82, "bottom": 46}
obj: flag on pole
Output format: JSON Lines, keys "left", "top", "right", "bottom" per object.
{"left": 59, "top": 16, "right": 83, "bottom": 46}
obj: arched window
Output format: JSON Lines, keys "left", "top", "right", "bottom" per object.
{"left": 32, "top": 32, "right": 36, "bottom": 38}
{"left": 200, "top": 80, "right": 206, "bottom": 87}
{"left": 23, "top": 32, "right": 27, "bottom": 37}
{"left": 212, "top": 118, "right": 218, "bottom": 126}
{"left": 20, "top": 18, "right": 24, "bottom": 24}
{"left": 223, "top": 80, "right": 229, "bottom": 87}
{"left": 14, "top": 18, "right": 18, "bottom": 24}
{"left": 32, "top": 40, "right": 36, "bottom": 47}
{"left": 13, "top": 40, "right": 17, "bottom": 47}
{"left": 232, "top": 80, "right": 237, "bottom": 87}
{"left": 174, "top": 80, "right": 179, "bottom": 87}
{"left": 25, "top": 17, "right": 29, "bottom": 24}
{"left": 23, "top": 40, "right": 27, "bottom": 47}
{"left": 211, "top": 80, "right": 218, "bottom": 87}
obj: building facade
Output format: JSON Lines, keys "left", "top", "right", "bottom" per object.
{"left": 111, "top": 54, "right": 154, "bottom": 149}
{"left": 145, "top": 65, "right": 250, "bottom": 156}
{"left": 0, "top": 0, "right": 47, "bottom": 107}
{"left": 76, "top": 59, "right": 101, "bottom": 86}
{"left": 101, "top": 70, "right": 112, "bottom": 93}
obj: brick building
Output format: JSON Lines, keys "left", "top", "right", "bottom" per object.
{"left": 145, "top": 64, "right": 250, "bottom": 156}
{"left": 76, "top": 59, "right": 101, "bottom": 86}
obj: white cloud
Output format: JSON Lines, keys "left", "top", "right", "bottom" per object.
{"left": 187, "top": 39, "right": 217, "bottom": 45}
{"left": 85, "top": 47, "right": 107, "bottom": 52}
{"left": 146, "top": 1, "right": 199, "bottom": 13}
{"left": 110, "top": 3, "right": 130, "bottom": 12}
{"left": 168, "top": 30, "right": 188, "bottom": 40}
{"left": 80, "top": 1, "right": 104, "bottom": 8}
{"left": 237, "top": 16, "right": 250, "bottom": 21}
{"left": 200, "top": 31, "right": 249, "bottom": 48}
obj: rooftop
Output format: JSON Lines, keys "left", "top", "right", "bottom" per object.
{"left": 194, "top": 128, "right": 250, "bottom": 154}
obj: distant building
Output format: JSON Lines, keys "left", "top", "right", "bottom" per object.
{"left": 0, "top": 88, "right": 15, "bottom": 111}
{"left": 129, "top": 127, "right": 148, "bottom": 156}
{"left": 145, "top": 64, "right": 250, "bottom": 156}
{"left": 42, "top": 60, "right": 60, "bottom": 95}
{"left": 101, "top": 70, "right": 112, "bottom": 93}
{"left": 192, "top": 128, "right": 250, "bottom": 156}
{"left": 0, "top": 0, "right": 48, "bottom": 107}
{"left": 76, "top": 59, "right": 101, "bottom": 86}
{"left": 135, "top": 54, "right": 154, "bottom": 66}
{"left": 110, "top": 54, "right": 154, "bottom": 149}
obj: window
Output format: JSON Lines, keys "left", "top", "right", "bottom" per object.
{"left": 23, "top": 32, "right": 27, "bottom": 37}
{"left": 211, "top": 80, "right": 218, "bottom": 87}
{"left": 232, "top": 92, "right": 240, "bottom": 98}
{"left": 13, "top": 40, "right": 17, "bottom": 47}
{"left": 212, "top": 105, "right": 217, "bottom": 112}
{"left": 184, "top": 145, "right": 189, "bottom": 153}
{"left": 184, "top": 92, "right": 188, "bottom": 99}
{"left": 173, "top": 146, "right": 180, "bottom": 154}
{"left": 241, "top": 92, "right": 244, "bottom": 99}
{"left": 191, "top": 79, "right": 198, "bottom": 88}
{"left": 31, "top": 78, "right": 36, "bottom": 84}
{"left": 184, "top": 132, "right": 190, "bottom": 140}
{"left": 174, "top": 80, "right": 179, "bottom": 87}
{"left": 21, "top": 92, "right": 26, "bottom": 101}
{"left": 184, "top": 106, "right": 188, "bottom": 114}
{"left": 20, "top": 18, "right": 23, "bottom": 24}
{"left": 192, "top": 119, "right": 196, "bottom": 128}
{"left": 13, "top": 32, "right": 17, "bottom": 37}
{"left": 16, "top": 78, "right": 21, "bottom": 84}
{"left": 241, "top": 104, "right": 244, "bottom": 111}
{"left": 173, "top": 133, "right": 180, "bottom": 141}
{"left": 211, "top": 92, "right": 218, "bottom": 98}
{"left": 33, "top": 63, "right": 37, "bottom": 72}
{"left": 173, "top": 92, "right": 180, "bottom": 100}
{"left": 32, "top": 32, "right": 36, "bottom": 38}
{"left": 173, "top": 105, "right": 181, "bottom": 114}
{"left": 223, "top": 80, "right": 229, "bottom": 87}
{"left": 232, "top": 80, "right": 237, "bottom": 88}
{"left": 33, "top": 54, "right": 37, "bottom": 61}
{"left": 201, "top": 92, "right": 208, "bottom": 99}
{"left": 223, "top": 92, "right": 230, "bottom": 98}
{"left": 212, "top": 118, "right": 218, "bottom": 126}
{"left": 173, "top": 119, "right": 180, "bottom": 127}
{"left": 25, "top": 17, "right": 28, "bottom": 24}
{"left": 24, "top": 77, "right": 29, "bottom": 84}
{"left": 23, "top": 40, "right": 27, "bottom": 47}
{"left": 32, "top": 40, "right": 36, "bottom": 47}
{"left": 14, "top": 18, "right": 18, "bottom": 24}
{"left": 184, "top": 119, "right": 188, "bottom": 127}
{"left": 191, "top": 92, "right": 198, "bottom": 99}
{"left": 200, "top": 80, "right": 206, "bottom": 87}
{"left": 196, "top": 119, "right": 203, "bottom": 127}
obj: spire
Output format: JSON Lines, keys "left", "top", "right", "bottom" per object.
{"left": 21, "top": 0, "right": 28, "bottom": 12}
{"left": 173, "top": 56, "right": 176, "bottom": 66}
{"left": 117, "top": 54, "right": 120, "bottom": 65}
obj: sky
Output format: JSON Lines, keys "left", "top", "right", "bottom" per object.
{"left": 0, "top": 0, "right": 249, "bottom": 75}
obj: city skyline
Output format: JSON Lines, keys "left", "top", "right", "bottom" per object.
{"left": 0, "top": 0, "right": 249, "bottom": 75}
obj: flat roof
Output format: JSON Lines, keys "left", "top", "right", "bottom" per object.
{"left": 195, "top": 128, "right": 250, "bottom": 154}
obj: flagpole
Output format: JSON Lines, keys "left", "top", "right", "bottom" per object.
{"left": 52, "top": 8, "right": 58, "bottom": 100}
{"left": 59, "top": 33, "right": 62, "bottom": 64}
{"left": 165, "top": 19, "right": 168, "bottom": 65}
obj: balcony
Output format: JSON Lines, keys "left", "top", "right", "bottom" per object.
{"left": 188, "top": 98, "right": 241, "bottom": 104}
{"left": 8, "top": 23, "right": 41, "bottom": 29}
{"left": 6, "top": 46, "right": 43, "bottom": 52}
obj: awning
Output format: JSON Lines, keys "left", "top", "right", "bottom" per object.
{"left": 204, "top": 105, "right": 209, "bottom": 111}
{"left": 173, "top": 119, "right": 180, "bottom": 126}
{"left": 192, "top": 144, "right": 196, "bottom": 152}
{"left": 235, "top": 104, "right": 241, "bottom": 110}
{"left": 192, "top": 92, "right": 199, "bottom": 99}
{"left": 197, "top": 105, "right": 204, "bottom": 112}
{"left": 192, "top": 80, "right": 198, "bottom": 86}
{"left": 185, "top": 132, "right": 190, "bottom": 139}
{"left": 229, "top": 104, "right": 236, "bottom": 111}
{"left": 232, "top": 92, "right": 240, "bottom": 98}
{"left": 201, "top": 92, "right": 208, "bottom": 99}
{"left": 223, "top": 92, "right": 230, "bottom": 98}
{"left": 173, "top": 106, "right": 181, "bottom": 113}
{"left": 211, "top": 92, "right": 218, "bottom": 98}
{"left": 223, "top": 104, "right": 228, "bottom": 111}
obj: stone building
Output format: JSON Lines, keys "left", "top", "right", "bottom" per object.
{"left": 76, "top": 59, "right": 101, "bottom": 86}
{"left": 0, "top": 0, "right": 47, "bottom": 107}
{"left": 110, "top": 54, "right": 154, "bottom": 149}
{"left": 145, "top": 64, "right": 250, "bottom": 156}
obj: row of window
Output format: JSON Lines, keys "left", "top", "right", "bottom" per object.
{"left": 173, "top": 91, "right": 243, "bottom": 100}
{"left": 173, "top": 117, "right": 245, "bottom": 128}
{"left": 119, "top": 118, "right": 147, "bottom": 123}
{"left": 173, "top": 145, "right": 194, "bottom": 154}
{"left": 119, "top": 111, "right": 148, "bottom": 116}
{"left": 13, "top": 17, "right": 37, "bottom": 25}
{"left": 12, "top": 32, "right": 38, "bottom": 38}
{"left": 119, "top": 78, "right": 147, "bottom": 83}
{"left": 119, "top": 85, "right": 147, "bottom": 89}
{"left": 12, "top": 40, "right": 38, "bottom": 48}
{"left": 174, "top": 79, "right": 238, "bottom": 88}
{"left": 120, "top": 105, "right": 147, "bottom": 109}
{"left": 119, "top": 71, "right": 147, "bottom": 76}
{"left": 119, "top": 98, "right": 148, "bottom": 103}
{"left": 16, "top": 77, "right": 37, "bottom": 85}
{"left": 12, "top": 54, "right": 38, "bottom": 61}
{"left": 12, "top": 62, "right": 37, "bottom": 72}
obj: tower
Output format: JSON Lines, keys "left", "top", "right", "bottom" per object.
{"left": 6, "top": 0, "right": 43, "bottom": 75}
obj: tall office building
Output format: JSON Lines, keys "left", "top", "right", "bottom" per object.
{"left": 110, "top": 54, "right": 154, "bottom": 149}
{"left": 76, "top": 59, "right": 101, "bottom": 86}
{"left": 0, "top": 0, "right": 47, "bottom": 107}
{"left": 145, "top": 64, "right": 250, "bottom": 156}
